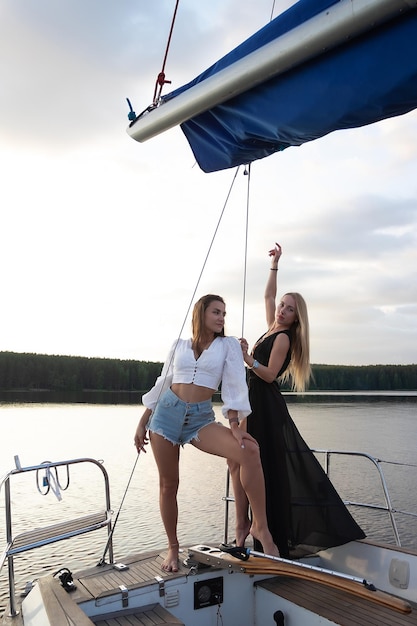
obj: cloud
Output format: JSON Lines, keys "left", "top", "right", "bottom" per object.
{"left": 0, "top": 0, "right": 416, "bottom": 366}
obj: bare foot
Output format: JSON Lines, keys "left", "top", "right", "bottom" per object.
{"left": 161, "top": 543, "right": 179, "bottom": 572}
{"left": 235, "top": 520, "right": 251, "bottom": 547}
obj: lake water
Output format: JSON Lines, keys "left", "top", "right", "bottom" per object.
{"left": 1, "top": 395, "right": 417, "bottom": 616}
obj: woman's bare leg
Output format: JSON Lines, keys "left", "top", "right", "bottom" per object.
{"left": 150, "top": 432, "right": 181, "bottom": 571}
{"left": 194, "top": 423, "right": 279, "bottom": 556}
{"left": 227, "top": 459, "right": 251, "bottom": 546}
{"left": 227, "top": 418, "right": 251, "bottom": 546}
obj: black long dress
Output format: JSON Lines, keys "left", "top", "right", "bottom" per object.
{"left": 247, "top": 330, "right": 365, "bottom": 558}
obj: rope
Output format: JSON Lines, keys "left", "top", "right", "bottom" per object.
{"left": 148, "top": 165, "right": 243, "bottom": 408}
{"left": 106, "top": 165, "right": 251, "bottom": 554}
{"left": 177, "top": 166, "right": 242, "bottom": 336}
{"left": 380, "top": 459, "right": 417, "bottom": 468}
{"left": 153, "top": 0, "right": 180, "bottom": 104}
{"left": 36, "top": 462, "right": 70, "bottom": 499}
{"left": 270, "top": 1, "right": 277, "bottom": 22}
{"left": 98, "top": 454, "right": 140, "bottom": 565}
{"left": 240, "top": 163, "right": 251, "bottom": 338}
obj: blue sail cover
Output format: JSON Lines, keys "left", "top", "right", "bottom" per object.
{"left": 163, "top": 0, "right": 417, "bottom": 172}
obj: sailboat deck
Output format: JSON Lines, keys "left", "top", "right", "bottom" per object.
{"left": 3, "top": 548, "right": 415, "bottom": 625}
{"left": 257, "top": 576, "right": 417, "bottom": 626}
{"left": 73, "top": 549, "right": 416, "bottom": 626}
{"left": 73, "top": 548, "right": 196, "bottom": 602}
{"left": 93, "top": 604, "right": 185, "bottom": 626}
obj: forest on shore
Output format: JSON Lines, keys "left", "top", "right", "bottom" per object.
{"left": 0, "top": 351, "right": 416, "bottom": 393}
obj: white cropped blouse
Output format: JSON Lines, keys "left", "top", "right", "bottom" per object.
{"left": 142, "top": 336, "right": 251, "bottom": 419}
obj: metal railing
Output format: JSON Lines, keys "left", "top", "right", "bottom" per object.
{"left": 0, "top": 457, "right": 113, "bottom": 618}
{"left": 223, "top": 449, "right": 417, "bottom": 548}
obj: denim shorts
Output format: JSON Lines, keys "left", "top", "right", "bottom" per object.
{"left": 148, "top": 387, "right": 216, "bottom": 446}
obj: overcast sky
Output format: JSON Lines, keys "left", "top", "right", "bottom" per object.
{"left": 1, "top": 0, "right": 416, "bottom": 367}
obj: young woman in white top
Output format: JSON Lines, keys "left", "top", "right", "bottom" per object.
{"left": 134, "top": 294, "right": 279, "bottom": 572}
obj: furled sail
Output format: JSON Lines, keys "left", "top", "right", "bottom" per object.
{"left": 127, "top": 0, "right": 417, "bottom": 172}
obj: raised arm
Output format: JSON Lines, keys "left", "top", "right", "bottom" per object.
{"left": 265, "top": 242, "right": 282, "bottom": 327}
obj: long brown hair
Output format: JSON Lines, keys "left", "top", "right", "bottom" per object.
{"left": 192, "top": 294, "right": 225, "bottom": 354}
{"left": 279, "top": 292, "right": 311, "bottom": 392}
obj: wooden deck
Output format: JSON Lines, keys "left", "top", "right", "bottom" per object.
{"left": 257, "top": 577, "right": 417, "bottom": 626}
{"left": 73, "top": 549, "right": 193, "bottom": 603}
{"left": 1, "top": 550, "right": 190, "bottom": 626}
{"left": 93, "top": 603, "right": 185, "bottom": 625}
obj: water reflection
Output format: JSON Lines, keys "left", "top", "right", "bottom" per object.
{"left": 0, "top": 396, "right": 416, "bottom": 617}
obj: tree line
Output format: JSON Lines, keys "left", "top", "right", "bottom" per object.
{"left": 0, "top": 352, "right": 161, "bottom": 393}
{"left": 0, "top": 352, "right": 416, "bottom": 392}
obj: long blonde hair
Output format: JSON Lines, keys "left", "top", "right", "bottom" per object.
{"left": 279, "top": 292, "right": 311, "bottom": 392}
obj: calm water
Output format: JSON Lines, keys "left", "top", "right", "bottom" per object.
{"left": 1, "top": 395, "right": 417, "bottom": 615}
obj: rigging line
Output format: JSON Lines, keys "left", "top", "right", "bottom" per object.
{"left": 98, "top": 453, "right": 140, "bottom": 566}
{"left": 380, "top": 459, "right": 417, "bottom": 468}
{"left": 121, "top": 167, "right": 242, "bottom": 543}
{"left": 177, "top": 165, "right": 242, "bottom": 339}
{"left": 153, "top": 0, "right": 180, "bottom": 104}
{"left": 269, "top": 0, "right": 277, "bottom": 22}
{"left": 127, "top": 168, "right": 243, "bottom": 543}
{"left": 240, "top": 163, "right": 251, "bottom": 338}
{"left": 149, "top": 165, "right": 242, "bottom": 411}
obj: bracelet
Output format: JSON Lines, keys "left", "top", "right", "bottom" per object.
{"left": 229, "top": 417, "right": 239, "bottom": 424}
{"left": 249, "top": 359, "right": 260, "bottom": 370}
{"left": 270, "top": 268, "right": 278, "bottom": 271}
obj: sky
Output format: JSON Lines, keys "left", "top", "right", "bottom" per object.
{"left": 1, "top": 0, "right": 416, "bottom": 367}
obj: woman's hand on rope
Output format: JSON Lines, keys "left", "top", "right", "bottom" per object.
{"left": 239, "top": 337, "right": 252, "bottom": 369}
{"left": 239, "top": 337, "right": 249, "bottom": 356}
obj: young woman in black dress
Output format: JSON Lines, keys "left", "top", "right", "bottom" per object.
{"left": 228, "top": 243, "right": 365, "bottom": 558}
